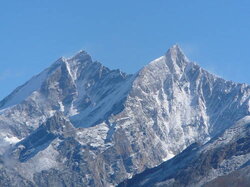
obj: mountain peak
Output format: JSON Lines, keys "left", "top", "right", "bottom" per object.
{"left": 70, "top": 50, "right": 92, "bottom": 62}
{"left": 170, "top": 44, "right": 181, "bottom": 50}
{"left": 165, "top": 44, "right": 189, "bottom": 63}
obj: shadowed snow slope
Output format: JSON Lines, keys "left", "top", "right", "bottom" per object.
{"left": 0, "top": 45, "right": 249, "bottom": 187}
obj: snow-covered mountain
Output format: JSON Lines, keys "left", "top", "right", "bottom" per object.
{"left": 0, "top": 45, "right": 249, "bottom": 186}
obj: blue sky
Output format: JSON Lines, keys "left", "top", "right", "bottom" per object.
{"left": 1, "top": 0, "right": 250, "bottom": 100}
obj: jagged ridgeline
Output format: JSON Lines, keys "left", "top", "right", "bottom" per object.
{"left": 0, "top": 45, "right": 249, "bottom": 187}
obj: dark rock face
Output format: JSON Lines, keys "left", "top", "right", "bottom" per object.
{"left": 0, "top": 46, "right": 249, "bottom": 186}
{"left": 14, "top": 112, "right": 75, "bottom": 162}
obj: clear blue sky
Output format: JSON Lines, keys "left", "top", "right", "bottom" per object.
{"left": 1, "top": 0, "right": 250, "bottom": 100}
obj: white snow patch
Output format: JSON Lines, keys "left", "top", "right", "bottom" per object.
{"left": 59, "top": 101, "right": 65, "bottom": 112}
{"left": 162, "top": 152, "right": 175, "bottom": 161}
{"left": 4, "top": 136, "right": 21, "bottom": 144}
{"left": 76, "top": 122, "right": 111, "bottom": 149}
{"left": 236, "top": 115, "right": 250, "bottom": 126}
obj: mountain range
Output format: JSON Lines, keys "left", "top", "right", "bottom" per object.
{"left": 0, "top": 45, "right": 249, "bottom": 187}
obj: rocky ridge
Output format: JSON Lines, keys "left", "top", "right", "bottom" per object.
{"left": 0, "top": 45, "right": 249, "bottom": 186}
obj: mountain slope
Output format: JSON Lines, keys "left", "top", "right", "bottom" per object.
{"left": 0, "top": 51, "right": 133, "bottom": 140}
{"left": 119, "top": 116, "right": 250, "bottom": 187}
{"left": 0, "top": 45, "right": 249, "bottom": 186}
{"left": 204, "top": 165, "right": 250, "bottom": 187}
